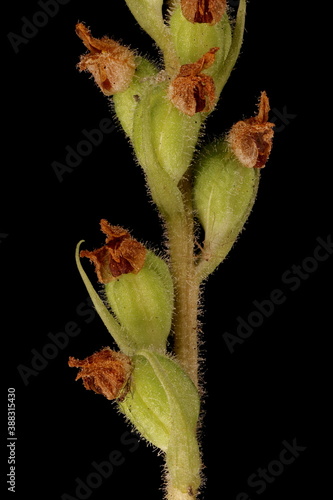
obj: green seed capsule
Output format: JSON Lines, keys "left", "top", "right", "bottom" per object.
{"left": 119, "top": 349, "right": 201, "bottom": 494}
{"left": 193, "top": 139, "right": 260, "bottom": 280}
{"left": 132, "top": 81, "right": 202, "bottom": 183}
{"left": 104, "top": 250, "right": 174, "bottom": 352}
{"left": 113, "top": 56, "right": 158, "bottom": 139}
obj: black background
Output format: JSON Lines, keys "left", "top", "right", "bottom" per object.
{"left": 2, "top": 1, "right": 330, "bottom": 499}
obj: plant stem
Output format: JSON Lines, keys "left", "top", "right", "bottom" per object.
{"left": 165, "top": 176, "right": 200, "bottom": 388}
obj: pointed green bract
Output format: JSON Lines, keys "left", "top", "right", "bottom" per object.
{"left": 75, "top": 241, "right": 134, "bottom": 354}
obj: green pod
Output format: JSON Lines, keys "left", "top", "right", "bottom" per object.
{"left": 104, "top": 251, "right": 174, "bottom": 352}
{"left": 193, "top": 139, "right": 260, "bottom": 280}
{"left": 119, "top": 349, "right": 201, "bottom": 494}
{"left": 132, "top": 81, "right": 202, "bottom": 183}
{"left": 113, "top": 56, "right": 158, "bottom": 139}
{"left": 169, "top": 3, "right": 232, "bottom": 97}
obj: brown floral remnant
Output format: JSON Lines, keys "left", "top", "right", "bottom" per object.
{"left": 80, "top": 219, "right": 147, "bottom": 284}
{"left": 168, "top": 47, "right": 219, "bottom": 116}
{"left": 181, "top": 0, "right": 227, "bottom": 25}
{"left": 68, "top": 347, "right": 132, "bottom": 401}
{"left": 228, "top": 91, "right": 275, "bottom": 168}
{"left": 76, "top": 22, "right": 136, "bottom": 95}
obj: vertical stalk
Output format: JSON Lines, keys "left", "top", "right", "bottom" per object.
{"left": 164, "top": 182, "right": 202, "bottom": 499}
{"left": 140, "top": 163, "right": 202, "bottom": 498}
{"left": 165, "top": 176, "right": 200, "bottom": 388}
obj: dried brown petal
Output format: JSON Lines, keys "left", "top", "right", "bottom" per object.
{"left": 68, "top": 347, "right": 132, "bottom": 401}
{"left": 228, "top": 92, "right": 275, "bottom": 168}
{"left": 76, "top": 22, "right": 136, "bottom": 95}
{"left": 80, "top": 219, "right": 147, "bottom": 284}
{"left": 168, "top": 48, "right": 219, "bottom": 116}
{"left": 181, "top": 0, "right": 227, "bottom": 25}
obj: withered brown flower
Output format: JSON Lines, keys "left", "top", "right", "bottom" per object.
{"left": 168, "top": 47, "right": 219, "bottom": 116}
{"left": 68, "top": 347, "right": 132, "bottom": 401}
{"left": 80, "top": 219, "right": 147, "bottom": 284}
{"left": 76, "top": 22, "right": 136, "bottom": 95}
{"left": 181, "top": 0, "right": 227, "bottom": 25}
{"left": 228, "top": 91, "right": 275, "bottom": 168}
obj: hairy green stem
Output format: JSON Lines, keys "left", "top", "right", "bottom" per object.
{"left": 165, "top": 176, "right": 200, "bottom": 388}
{"left": 75, "top": 241, "right": 134, "bottom": 355}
